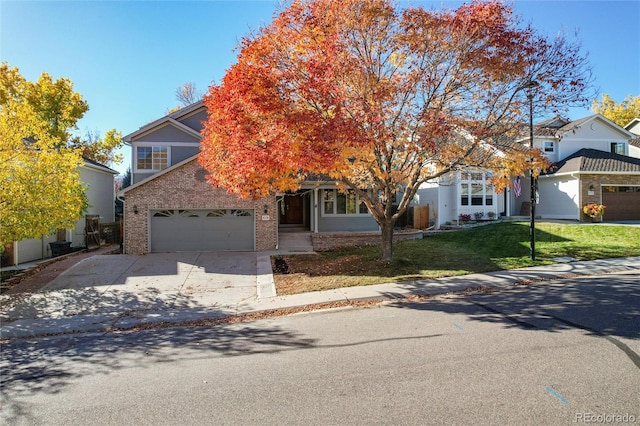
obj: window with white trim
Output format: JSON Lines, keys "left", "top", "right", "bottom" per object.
{"left": 136, "top": 146, "right": 169, "bottom": 171}
{"left": 544, "top": 141, "right": 555, "bottom": 153}
{"left": 322, "top": 189, "right": 369, "bottom": 215}
{"left": 460, "top": 172, "right": 494, "bottom": 207}
{"left": 610, "top": 142, "right": 625, "bottom": 155}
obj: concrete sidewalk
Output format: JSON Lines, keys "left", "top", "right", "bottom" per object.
{"left": 1, "top": 253, "right": 639, "bottom": 340}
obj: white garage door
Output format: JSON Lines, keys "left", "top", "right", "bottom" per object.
{"left": 150, "top": 209, "right": 254, "bottom": 252}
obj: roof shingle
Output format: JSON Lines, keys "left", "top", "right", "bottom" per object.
{"left": 545, "top": 148, "right": 640, "bottom": 175}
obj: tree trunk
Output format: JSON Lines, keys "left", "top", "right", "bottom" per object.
{"left": 380, "top": 222, "right": 394, "bottom": 262}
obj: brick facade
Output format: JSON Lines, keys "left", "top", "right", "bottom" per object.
{"left": 123, "top": 159, "right": 277, "bottom": 254}
{"left": 579, "top": 174, "right": 640, "bottom": 222}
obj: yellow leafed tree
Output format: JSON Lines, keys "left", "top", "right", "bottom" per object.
{"left": 592, "top": 94, "right": 640, "bottom": 127}
{"left": 0, "top": 63, "right": 88, "bottom": 249}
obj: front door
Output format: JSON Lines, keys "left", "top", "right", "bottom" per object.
{"left": 280, "top": 195, "right": 304, "bottom": 225}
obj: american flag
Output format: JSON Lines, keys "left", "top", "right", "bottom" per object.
{"left": 513, "top": 176, "right": 522, "bottom": 197}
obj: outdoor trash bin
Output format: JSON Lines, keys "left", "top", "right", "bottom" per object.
{"left": 49, "top": 241, "right": 72, "bottom": 257}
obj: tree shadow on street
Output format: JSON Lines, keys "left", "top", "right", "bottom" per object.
{"left": 386, "top": 271, "right": 640, "bottom": 340}
{"left": 0, "top": 285, "right": 317, "bottom": 424}
{"left": 1, "top": 317, "right": 317, "bottom": 424}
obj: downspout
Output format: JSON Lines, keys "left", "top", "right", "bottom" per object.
{"left": 118, "top": 135, "right": 130, "bottom": 254}
{"left": 117, "top": 193, "right": 126, "bottom": 253}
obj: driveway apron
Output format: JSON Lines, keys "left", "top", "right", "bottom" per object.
{"left": 0, "top": 252, "right": 260, "bottom": 327}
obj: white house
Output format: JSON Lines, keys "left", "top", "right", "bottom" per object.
{"left": 625, "top": 118, "right": 640, "bottom": 158}
{"left": 417, "top": 114, "right": 640, "bottom": 226}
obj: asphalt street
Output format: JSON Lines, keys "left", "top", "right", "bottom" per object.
{"left": 1, "top": 271, "right": 638, "bottom": 425}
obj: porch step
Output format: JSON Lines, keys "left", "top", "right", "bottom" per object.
{"left": 278, "top": 232, "right": 314, "bottom": 253}
{"left": 279, "top": 225, "right": 307, "bottom": 233}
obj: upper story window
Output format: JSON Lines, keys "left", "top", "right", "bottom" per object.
{"left": 136, "top": 146, "right": 169, "bottom": 171}
{"left": 610, "top": 142, "right": 625, "bottom": 155}
{"left": 544, "top": 141, "right": 555, "bottom": 153}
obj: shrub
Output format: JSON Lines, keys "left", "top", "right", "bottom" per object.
{"left": 583, "top": 203, "right": 605, "bottom": 218}
{"left": 459, "top": 213, "right": 471, "bottom": 223}
{"left": 473, "top": 211, "right": 484, "bottom": 221}
{"left": 487, "top": 211, "right": 496, "bottom": 220}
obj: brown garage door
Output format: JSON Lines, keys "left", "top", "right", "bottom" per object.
{"left": 602, "top": 186, "right": 640, "bottom": 221}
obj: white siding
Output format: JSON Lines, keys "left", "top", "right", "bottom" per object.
{"left": 14, "top": 235, "right": 58, "bottom": 264}
{"left": 557, "top": 119, "right": 630, "bottom": 159}
{"left": 496, "top": 188, "right": 506, "bottom": 217}
{"left": 438, "top": 182, "right": 457, "bottom": 225}
{"left": 73, "top": 166, "right": 116, "bottom": 247}
{"left": 537, "top": 176, "right": 580, "bottom": 220}
{"left": 415, "top": 183, "right": 439, "bottom": 226}
{"left": 536, "top": 138, "right": 560, "bottom": 163}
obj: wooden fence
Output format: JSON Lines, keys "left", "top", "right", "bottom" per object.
{"left": 99, "top": 221, "right": 122, "bottom": 245}
{"left": 413, "top": 205, "right": 430, "bottom": 229}
{"left": 394, "top": 205, "right": 431, "bottom": 230}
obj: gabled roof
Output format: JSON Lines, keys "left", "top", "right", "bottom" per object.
{"left": 122, "top": 101, "right": 205, "bottom": 143}
{"left": 119, "top": 154, "right": 200, "bottom": 196}
{"left": 537, "top": 115, "right": 571, "bottom": 129}
{"left": 625, "top": 118, "right": 640, "bottom": 136}
{"left": 514, "top": 116, "right": 570, "bottom": 141}
{"left": 555, "top": 114, "right": 635, "bottom": 140}
{"left": 82, "top": 157, "right": 119, "bottom": 175}
{"left": 544, "top": 148, "right": 640, "bottom": 176}
{"left": 625, "top": 117, "right": 640, "bottom": 128}
{"left": 517, "top": 114, "right": 636, "bottom": 142}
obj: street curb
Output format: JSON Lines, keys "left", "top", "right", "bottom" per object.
{"left": 1, "top": 257, "right": 639, "bottom": 341}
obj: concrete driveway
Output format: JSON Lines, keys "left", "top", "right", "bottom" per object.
{"left": 0, "top": 252, "right": 275, "bottom": 335}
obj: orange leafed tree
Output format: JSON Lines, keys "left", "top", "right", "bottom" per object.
{"left": 200, "top": 0, "right": 592, "bottom": 260}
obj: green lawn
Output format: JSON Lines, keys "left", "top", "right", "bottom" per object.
{"left": 273, "top": 222, "right": 640, "bottom": 295}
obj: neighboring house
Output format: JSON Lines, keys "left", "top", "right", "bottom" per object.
{"left": 625, "top": 118, "right": 640, "bottom": 158}
{"left": 416, "top": 167, "right": 503, "bottom": 228}
{"left": 417, "top": 114, "right": 640, "bottom": 226}
{"left": 533, "top": 115, "right": 640, "bottom": 222}
{"left": 120, "top": 101, "right": 380, "bottom": 255}
{"left": 625, "top": 117, "right": 640, "bottom": 136}
{"left": 3, "top": 158, "right": 118, "bottom": 266}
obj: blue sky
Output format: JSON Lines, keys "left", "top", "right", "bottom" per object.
{"left": 2, "top": 0, "right": 639, "bottom": 175}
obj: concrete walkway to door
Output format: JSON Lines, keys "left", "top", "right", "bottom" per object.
{"left": 0, "top": 252, "right": 276, "bottom": 338}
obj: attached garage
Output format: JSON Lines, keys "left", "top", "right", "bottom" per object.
{"left": 121, "top": 157, "right": 275, "bottom": 255}
{"left": 602, "top": 186, "right": 640, "bottom": 221}
{"left": 150, "top": 209, "right": 254, "bottom": 252}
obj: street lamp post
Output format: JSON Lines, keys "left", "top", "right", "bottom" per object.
{"left": 524, "top": 80, "right": 539, "bottom": 261}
